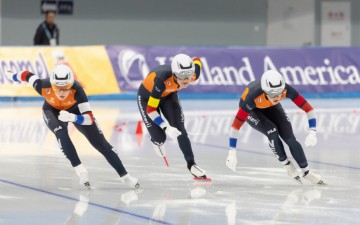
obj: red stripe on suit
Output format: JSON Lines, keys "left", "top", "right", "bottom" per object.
{"left": 236, "top": 108, "right": 249, "bottom": 121}
{"left": 301, "top": 102, "right": 313, "bottom": 113}
{"left": 146, "top": 105, "right": 157, "bottom": 114}
{"left": 232, "top": 117, "right": 245, "bottom": 130}
{"left": 20, "top": 71, "right": 31, "bottom": 82}
{"left": 293, "top": 94, "right": 305, "bottom": 107}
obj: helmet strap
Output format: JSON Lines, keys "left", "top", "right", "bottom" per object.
{"left": 173, "top": 74, "right": 180, "bottom": 85}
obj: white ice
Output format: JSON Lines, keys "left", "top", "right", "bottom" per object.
{"left": 0, "top": 98, "right": 359, "bottom": 225}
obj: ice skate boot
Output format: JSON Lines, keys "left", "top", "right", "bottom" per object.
{"left": 74, "top": 164, "right": 91, "bottom": 190}
{"left": 189, "top": 164, "right": 211, "bottom": 181}
{"left": 303, "top": 170, "right": 326, "bottom": 185}
{"left": 120, "top": 174, "right": 140, "bottom": 189}
{"left": 283, "top": 161, "right": 302, "bottom": 184}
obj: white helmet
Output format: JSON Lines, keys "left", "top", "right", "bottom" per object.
{"left": 50, "top": 64, "right": 74, "bottom": 91}
{"left": 171, "top": 54, "right": 195, "bottom": 80}
{"left": 261, "top": 70, "right": 285, "bottom": 97}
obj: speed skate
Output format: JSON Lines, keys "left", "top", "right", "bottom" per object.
{"left": 190, "top": 164, "right": 211, "bottom": 181}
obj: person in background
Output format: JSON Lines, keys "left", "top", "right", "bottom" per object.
{"left": 34, "top": 10, "right": 59, "bottom": 46}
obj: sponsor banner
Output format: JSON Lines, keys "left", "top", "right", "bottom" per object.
{"left": 106, "top": 45, "right": 360, "bottom": 94}
{"left": 2, "top": 45, "right": 360, "bottom": 97}
{"left": 0, "top": 46, "right": 119, "bottom": 97}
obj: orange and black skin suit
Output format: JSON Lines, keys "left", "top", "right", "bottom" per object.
{"left": 229, "top": 80, "right": 316, "bottom": 168}
{"left": 10, "top": 71, "right": 128, "bottom": 177}
{"left": 137, "top": 58, "right": 202, "bottom": 168}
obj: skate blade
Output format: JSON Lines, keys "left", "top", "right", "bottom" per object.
{"left": 84, "top": 182, "right": 91, "bottom": 190}
{"left": 294, "top": 176, "right": 303, "bottom": 185}
{"left": 163, "top": 156, "right": 169, "bottom": 167}
{"left": 193, "top": 177, "right": 212, "bottom": 182}
{"left": 316, "top": 180, "right": 328, "bottom": 186}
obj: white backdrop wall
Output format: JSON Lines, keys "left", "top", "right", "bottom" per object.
{"left": 267, "top": 0, "right": 315, "bottom": 47}
{"left": 1, "top": 0, "right": 360, "bottom": 46}
{"left": 0, "top": 0, "right": 267, "bottom": 46}
{"left": 321, "top": 0, "right": 351, "bottom": 46}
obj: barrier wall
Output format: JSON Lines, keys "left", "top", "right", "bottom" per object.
{"left": 1, "top": 105, "right": 359, "bottom": 154}
{"left": 1, "top": 45, "right": 360, "bottom": 100}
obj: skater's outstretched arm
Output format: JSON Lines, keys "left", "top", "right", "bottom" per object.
{"left": 285, "top": 84, "right": 317, "bottom": 147}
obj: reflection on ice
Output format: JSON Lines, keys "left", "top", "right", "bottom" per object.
{"left": 0, "top": 100, "right": 359, "bottom": 225}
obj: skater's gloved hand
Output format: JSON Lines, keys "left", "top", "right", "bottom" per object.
{"left": 58, "top": 110, "right": 77, "bottom": 122}
{"left": 305, "top": 129, "right": 317, "bottom": 147}
{"left": 5, "top": 70, "right": 26, "bottom": 85}
{"left": 5, "top": 70, "right": 16, "bottom": 82}
{"left": 164, "top": 125, "right": 182, "bottom": 139}
{"left": 226, "top": 149, "right": 237, "bottom": 172}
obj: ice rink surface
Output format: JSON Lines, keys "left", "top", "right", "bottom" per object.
{"left": 0, "top": 98, "right": 359, "bottom": 225}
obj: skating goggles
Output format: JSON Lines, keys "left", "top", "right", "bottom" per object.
{"left": 266, "top": 93, "right": 282, "bottom": 98}
{"left": 174, "top": 70, "right": 194, "bottom": 80}
{"left": 265, "top": 91, "right": 283, "bottom": 98}
{"left": 51, "top": 83, "right": 73, "bottom": 92}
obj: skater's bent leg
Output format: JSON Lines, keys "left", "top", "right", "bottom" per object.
{"left": 75, "top": 122, "right": 128, "bottom": 177}
{"left": 43, "top": 109, "right": 81, "bottom": 167}
{"left": 283, "top": 136, "right": 308, "bottom": 169}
